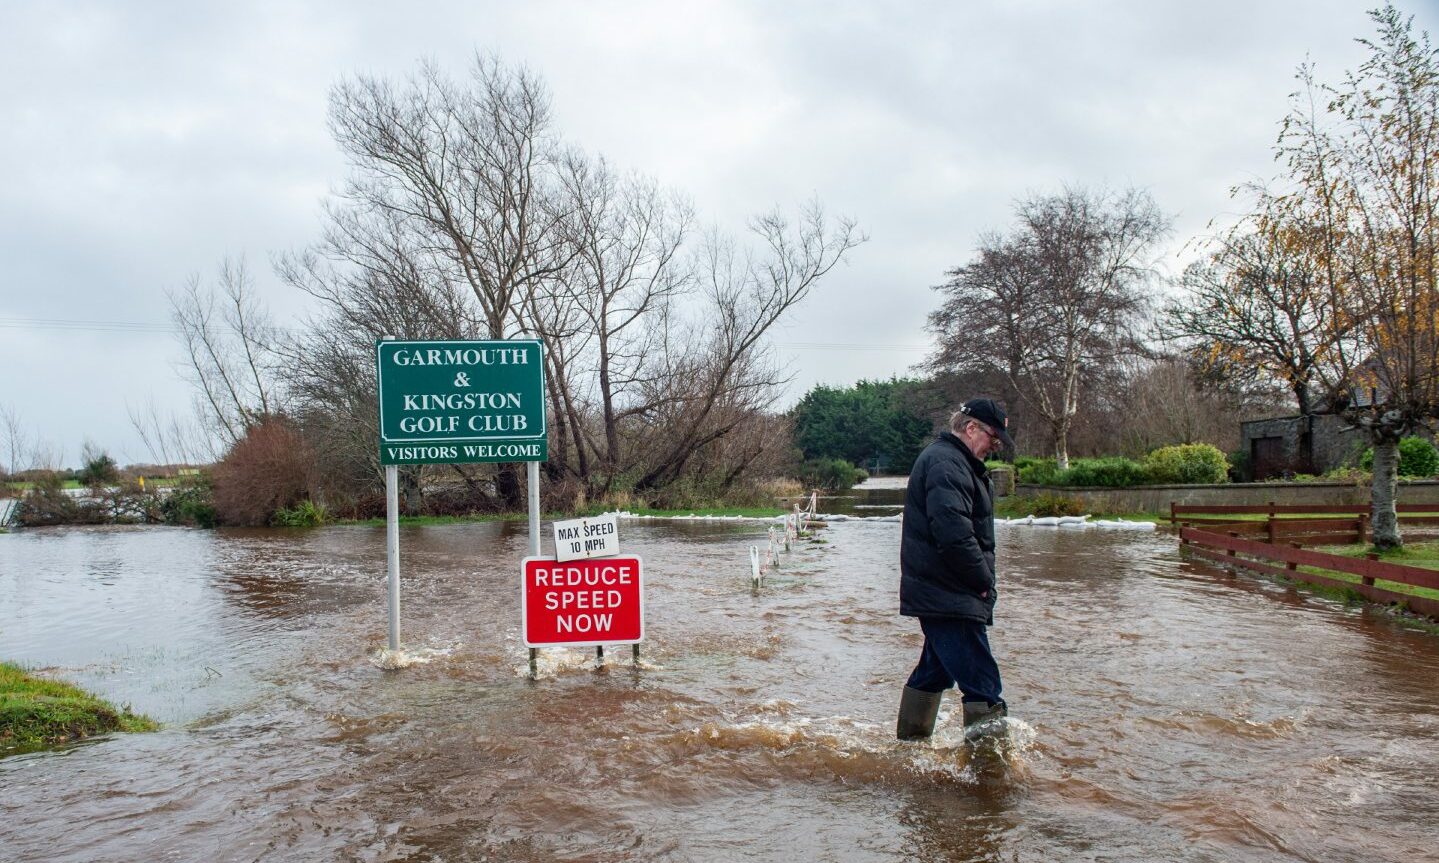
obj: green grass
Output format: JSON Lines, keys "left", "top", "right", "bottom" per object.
{"left": 1306, "top": 541, "right": 1439, "bottom": 603}
{"left": 1, "top": 662, "right": 158, "bottom": 755}
{"left": 133, "top": 476, "right": 181, "bottom": 489}
{"left": 5, "top": 480, "right": 83, "bottom": 492}
{"left": 993, "top": 496, "right": 1165, "bottom": 523}
{"left": 3, "top": 477, "right": 180, "bottom": 493}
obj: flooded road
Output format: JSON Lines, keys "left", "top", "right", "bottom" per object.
{"left": 3, "top": 487, "right": 1439, "bottom": 861}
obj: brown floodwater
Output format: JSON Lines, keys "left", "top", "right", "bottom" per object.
{"left": 3, "top": 484, "right": 1439, "bottom": 861}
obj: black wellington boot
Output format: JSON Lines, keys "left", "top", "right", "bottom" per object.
{"left": 961, "top": 699, "right": 1008, "bottom": 741}
{"left": 896, "top": 686, "right": 943, "bottom": 740}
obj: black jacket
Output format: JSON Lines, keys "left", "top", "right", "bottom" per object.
{"left": 899, "top": 432, "right": 997, "bottom": 624}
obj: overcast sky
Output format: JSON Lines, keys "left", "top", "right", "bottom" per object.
{"left": 3, "top": 1, "right": 1438, "bottom": 468}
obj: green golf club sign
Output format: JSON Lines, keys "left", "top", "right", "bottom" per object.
{"left": 377, "top": 339, "right": 547, "bottom": 465}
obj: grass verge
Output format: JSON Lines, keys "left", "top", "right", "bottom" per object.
{"left": 1, "top": 661, "right": 158, "bottom": 755}
{"left": 4, "top": 480, "right": 84, "bottom": 492}
{"left": 993, "top": 496, "right": 1164, "bottom": 523}
{"left": 1306, "top": 541, "right": 1439, "bottom": 603}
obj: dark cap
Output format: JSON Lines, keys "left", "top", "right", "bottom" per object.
{"left": 959, "top": 398, "right": 1014, "bottom": 449}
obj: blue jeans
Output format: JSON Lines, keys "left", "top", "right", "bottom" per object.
{"left": 905, "top": 617, "right": 1003, "bottom": 705}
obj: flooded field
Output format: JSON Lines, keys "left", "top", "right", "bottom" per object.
{"left": 3, "top": 480, "right": 1439, "bottom": 861}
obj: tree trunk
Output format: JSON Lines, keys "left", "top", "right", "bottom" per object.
{"left": 400, "top": 467, "right": 422, "bottom": 517}
{"left": 1293, "top": 381, "right": 1313, "bottom": 417}
{"left": 599, "top": 332, "right": 619, "bottom": 475}
{"left": 1054, "top": 424, "right": 1070, "bottom": 471}
{"left": 1370, "top": 438, "right": 1401, "bottom": 549}
{"left": 495, "top": 465, "right": 523, "bottom": 510}
{"left": 541, "top": 346, "right": 578, "bottom": 485}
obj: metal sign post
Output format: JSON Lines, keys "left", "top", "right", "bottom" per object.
{"left": 528, "top": 460, "right": 541, "bottom": 678}
{"left": 386, "top": 464, "right": 400, "bottom": 651}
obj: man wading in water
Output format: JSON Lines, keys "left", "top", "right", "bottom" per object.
{"left": 896, "top": 398, "right": 1013, "bottom": 742}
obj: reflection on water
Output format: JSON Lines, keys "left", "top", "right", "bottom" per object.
{"left": 2, "top": 516, "right": 1439, "bottom": 861}
{"left": 821, "top": 475, "right": 907, "bottom": 518}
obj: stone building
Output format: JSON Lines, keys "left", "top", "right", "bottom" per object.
{"left": 1238, "top": 413, "right": 1366, "bottom": 479}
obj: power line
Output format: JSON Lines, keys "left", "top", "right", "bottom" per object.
{"left": 0, "top": 317, "right": 177, "bottom": 334}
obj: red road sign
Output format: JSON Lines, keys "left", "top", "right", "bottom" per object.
{"left": 522, "top": 556, "right": 645, "bottom": 648}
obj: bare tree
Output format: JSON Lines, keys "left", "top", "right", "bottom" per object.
{"left": 631, "top": 203, "right": 864, "bottom": 492}
{"left": 538, "top": 152, "right": 693, "bottom": 488}
{"left": 0, "top": 403, "right": 27, "bottom": 477}
{"left": 924, "top": 231, "right": 1034, "bottom": 418}
{"left": 169, "top": 256, "right": 281, "bottom": 446}
{"left": 276, "top": 231, "right": 436, "bottom": 513}
{"left": 266, "top": 55, "right": 861, "bottom": 513}
{"left": 520, "top": 264, "right": 595, "bottom": 485}
{"left": 928, "top": 187, "right": 1169, "bottom": 468}
{"left": 322, "top": 55, "right": 576, "bottom": 506}
{"left": 1113, "top": 355, "right": 1259, "bottom": 455}
{"left": 126, "top": 397, "right": 217, "bottom": 466}
{"left": 26, "top": 439, "right": 64, "bottom": 472}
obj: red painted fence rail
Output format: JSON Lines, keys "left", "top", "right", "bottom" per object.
{"left": 1179, "top": 525, "right": 1439, "bottom": 619}
{"left": 1169, "top": 502, "right": 1439, "bottom": 547}
{"left": 1173, "top": 502, "right": 1439, "bottom": 515}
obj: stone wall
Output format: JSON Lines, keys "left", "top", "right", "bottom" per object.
{"left": 1310, "top": 414, "right": 1367, "bottom": 474}
{"left": 1015, "top": 480, "right": 1439, "bottom": 513}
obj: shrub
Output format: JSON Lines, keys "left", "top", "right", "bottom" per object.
{"left": 272, "top": 499, "right": 328, "bottom": 527}
{"left": 161, "top": 474, "right": 217, "bottom": 528}
{"left": 1399, "top": 435, "right": 1439, "bottom": 477}
{"left": 1227, "top": 448, "right": 1250, "bottom": 482}
{"left": 1030, "top": 494, "right": 1082, "bottom": 514}
{"left": 211, "top": 416, "right": 315, "bottom": 526}
{"left": 1016, "top": 457, "right": 1060, "bottom": 485}
{"left": 1359, "top": 436, "right": 1439, "bottom": 477}
{"left": 95, "top": 480, "right": 163, "bottom": 524}
{"left": 796, "top": 457, "right": 868, "bottom": 490}
{"left": 1320, "top": 467, "right": 1371, "bottom": 485}
{"left": 1143, "top": 444, "right": 1228, "bottom": 484}
{"left": 77, "top": 453, "right": 119, "bottom": 487}
{"left": 15, "top": 472, "right": 85, "bottom": 526}
{"left": 15, "top": 472, "right": 164, "bottom": 526}
{"left": 1054, "top": 457, "right": 1148, "bottom": 487}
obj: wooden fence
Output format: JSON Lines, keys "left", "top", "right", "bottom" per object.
{"left": 1170, "top": 503, "right": 1439, "bottom": 545}
{"left": 1171, "top": 501, "right": 1439, "bottom": 519}
{"left": 1179, "top": 524, "right": 1439, "bottom": 619}
{"left": 1019, "top": 480, "right": 1439, "bottom": 513}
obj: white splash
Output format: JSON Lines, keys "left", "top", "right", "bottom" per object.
{"left": 996, "top": 515, "right": 1155, "bottom": 531}
{"left": 370, "top": 642, "right": 461, "bottom": 670}
{"left": 512, "top": 644, "right": 656, "bottom": 679}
